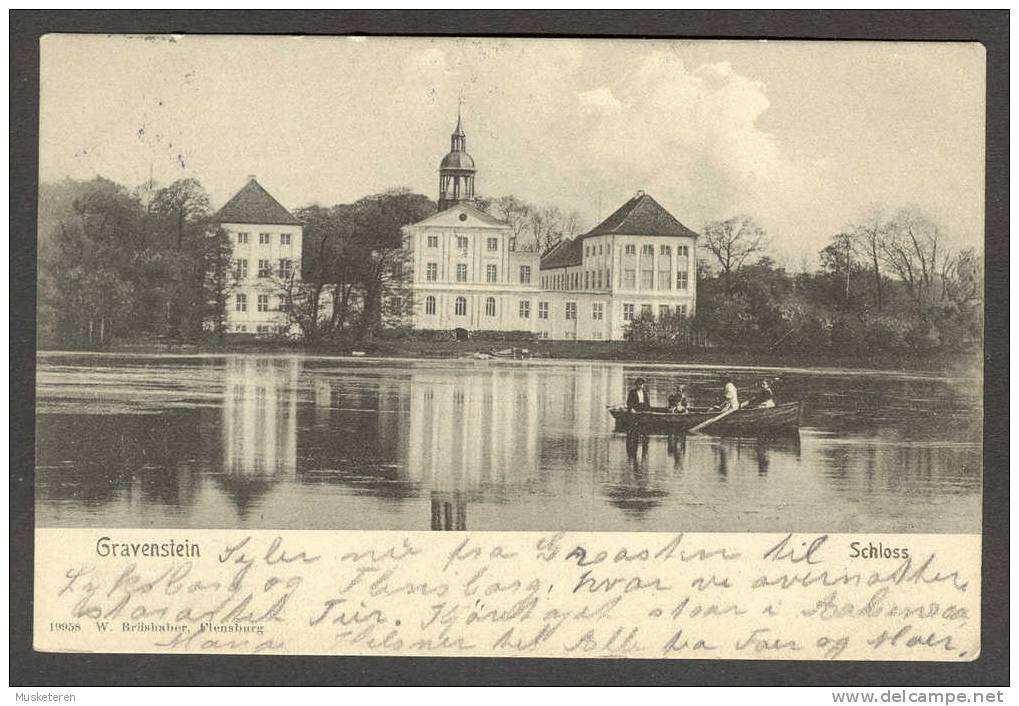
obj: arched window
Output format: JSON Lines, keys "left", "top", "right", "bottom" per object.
{"left": 485, "top": 297, "right": 496, "bottom": 317}
{"left": 454, "top": 296, "right": 467, "bottom": 316}
{"left": 425, "top": 296, "right": 436, "bottom": 315}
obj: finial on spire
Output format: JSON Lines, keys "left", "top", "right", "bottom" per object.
{"left": 454, "top": 88, "right": 465, "bottom": 135}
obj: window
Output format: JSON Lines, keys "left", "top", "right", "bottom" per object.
{"left": 584, "top": 272, "right": 589, "bottom": 289}
{"left": 258, "top": 260, "right": 272, "bottom": 278}
{"left": 623, "top": 303, "right": 635, "bottom": 321}
{"left": 487, "top": 237, "right": 498, "bottom": 252}
{"left": 390, "top": 296, "right": 402, "bottom": 312}
{"left": 642, "top": 244, "right": 654, "bottom": 255}
{"left": 278, "top": 259, "right": 293, "bottom": 279}
{"left": 659, "top": 304, "right": 670, "bottom": 319}
{"left": 235, "top": 293, "right": 247, "bottom": 312}
{"left": 281, "top": 233, "right": 291, "bottom": 246}
{"left": 641, "top": 304, "right": 653, "bottom": 318}
{"left": 677, "top": 270, "right": 689, "bottom": 290}
{"left": 677, "top": 304, "right": 688, "bottom": 318}
{"left": 454, "top": 296, "right": 467, "bottom": 316}
{"left": 234, "top": 324, "right": 247, "bottom": 333}
{"left": 660, "top": 245, "right": 671, "bottom": 256}
{"left": 519, "top": 300, "right": 530, "bottom": 319}
{"left": 658, "top": 270, "right": 671, "bottom": 290}
{"left": 257, "top": 294, "right": 270, "bottom": 312}
{"left": 678, "top": 245, "right": 689, "bottom": 257}
{"left": 592, "top": 332, "right": 603, "bottom": 340}
{"left": 427, "top": 235, "right": 439, "bottom": 248}
{"left": 486, "top": 264, "right": 497, "bottom": 283}
{"left": 256, "top": 325, "right": 271, "bottom": 334}
{"left": 641, "top": 269, "right": 654, "bottom": 289}
{"left": 426, "top": 262, "right": 438, "bottom": 282}
{"left": 538, "top": 301, "right": 549, "bottom": 319}
{"left": 565, "top": 302, "right": 577, "bottom": 320}
{"left": 259, "top": 232, "right": 271, "bottom": 245}
{"left": 425, "top": 296, "right": 436, "bottom": 315}
{"left": 624, "top": 244, "right": 636, "bottom": 255}
{"left": 592, "top": 303, "right": 604, "bottom": 320}
{"left": 520, "top": 265, "right": 531, "bottom": 284}
{"left": 454, "top": 263, "right": 467, "bottom": 282}
{"left": 457, "top": 235, "right": 469, "bottom": 252}
{"left": 485, "top": 297, "right": 496, "bottom": 317}
{"left": 235, "top": 259, "right": 248, "bottom": 280}
{"left": 599, "top": 244, "right": 603, "bottom": 255}
{"left": 624, "top": 269, "right": 636, "bottom": 289}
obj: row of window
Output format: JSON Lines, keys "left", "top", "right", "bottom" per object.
{"left": 581, "top": 243, "right": 692, "bottom": 258}
{"left": 420, "top": 296, "right": 687, "bottom": 322}
{"left": 235, "top": 293, "right": 286, "bottom": 313}
{"left": 426, "top": 234, "right": 501, "bottom": 252}
{"left": 424, "top": 263, "right": 531, "bottom": 284}
{"left": 234, "top": 258, "right": 294, "bottom": 280}
{"left": 621, "top": 243, "right": 691, "bottom": 257}
{"left": 235, "top": 232, "right": 293, "bottom": 246}
{"left": 541, "top": 268, "right": 690, "bottom": 291}
{"left": 233, "top": 324, "right": 285, "bottom": 333}
{"left": 623, "top": 303, "right": 689, "bottom": 321}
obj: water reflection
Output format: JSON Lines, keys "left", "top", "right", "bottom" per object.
{"left": 35, "top": 354, "right": 982, "bottom": 532}
{"left": 216, "top": 358, "right": 298, "bottom": 517}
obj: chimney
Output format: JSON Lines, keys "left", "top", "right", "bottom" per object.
{"left": 247, "top": 174, "right": 257, "bottom": 183}
{"left": 635, "top": 189, "right": 645, "bottom": 198}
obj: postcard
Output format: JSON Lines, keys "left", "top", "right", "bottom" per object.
{"left": 32, "top": 34, "right": 985, "bottom": 661}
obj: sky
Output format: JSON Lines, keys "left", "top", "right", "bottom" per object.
{"left": 39, "top": 35, "right": 985, "bottom": 266}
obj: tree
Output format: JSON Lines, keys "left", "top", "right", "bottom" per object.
{"left": 151, "top": 178, "right": 211, "bottom": 247}
{"left": 849, "top": 206, "right": 888, "bottom": 311}
{"left": 701, "top": 215, "right": 768, "bottom": 293}
{"left": 879, "top": 208, "right": 953, "bottom": 321}
{"left": 476, "top": 195, "right": 584, "bottom": 252}
{"left": 350, "top": 190, "right": 434, "bottom": 337}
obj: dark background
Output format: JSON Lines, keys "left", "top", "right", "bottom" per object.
{"left": 10, "top": 10, "right": 1009, "bottom": 686}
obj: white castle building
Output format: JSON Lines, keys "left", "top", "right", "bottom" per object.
{"left": 215, "top": 176, "right": 303, "bottom": 334}
{"left": 403, "top": 113, "right": 698, "bottom": 341}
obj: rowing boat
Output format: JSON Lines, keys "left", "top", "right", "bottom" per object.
{"left": 608, "top": 401, "right": 804, "bottom": 435}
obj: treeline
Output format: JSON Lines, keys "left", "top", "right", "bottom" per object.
{"left": 38, "top": 177, "right": 232, "bottom": 347}
{"left": 36, "top": 177, "right": 434, "bottom": 348}
{"left": 284, "top": 190, "right": 435, "bottom": 344}
{"left": 626, "top": 210, "right": 983, "bottom": 355}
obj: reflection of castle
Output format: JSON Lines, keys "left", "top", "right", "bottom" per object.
{"left": 405, "top": 364, "right": 624, "bottom": 529}
{"left": 218, "top": 357, "right": 298, "bottom": 516}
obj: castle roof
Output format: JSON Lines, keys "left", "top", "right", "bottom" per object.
{"left": 214, "top": 177, "right": 302, "bottom": 226}
{"left": 540, "top": 191, "right": 698, "bottom": 270}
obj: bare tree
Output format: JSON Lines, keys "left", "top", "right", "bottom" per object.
{"left": 701, "top": 215, "right": 768, "bottom": 292}
{"left": 849, "top": 205, "right": 888, "bottom": 311}
{"left": 879, "top": 208, "right": 953, "bottom": 320}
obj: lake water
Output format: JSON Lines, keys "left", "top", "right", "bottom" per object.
{"left": 35, "top": 352, "right": 982, "bottom": 533}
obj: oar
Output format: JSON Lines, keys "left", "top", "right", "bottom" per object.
{"left": 688, "top": 406, "right": 738, "bottom": 433}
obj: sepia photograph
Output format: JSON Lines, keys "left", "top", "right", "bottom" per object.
{"left": 34, "top": 35, "right": 985, "bottom": 535}
{"left": 13, "top": 9, "right": 1009, "bottom": 682}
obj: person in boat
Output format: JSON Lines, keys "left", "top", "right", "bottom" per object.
{"left": 626, "top": 378, "right": 650, "bottom": 411}
{"left": 742, "top": 379, "right": 776, "bottom": 409}
{"left": 667, "top": 386, "right": 690, "bottom": 414}
{"left": 710, "top": 376, "right": 740, "bottom": 412}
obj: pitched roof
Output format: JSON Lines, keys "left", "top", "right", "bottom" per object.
{"left": 214, "top": 177, "right": 302, "bottom": 226}
{"left": 587, "top": 191, "right": 698, "bottom": 239}
{"left": 539, "top": 238, "right": 583, "bottom": 270}
{"left": 539, "top": 191, "right": 698, "bottom": 270}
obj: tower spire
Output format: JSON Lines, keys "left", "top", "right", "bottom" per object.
{"left": 438, "top": 97, "right": 477, "bottom": 212}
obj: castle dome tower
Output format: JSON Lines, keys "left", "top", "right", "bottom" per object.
{"left": 438, "top": 108, "right": 476, "bottom": 211}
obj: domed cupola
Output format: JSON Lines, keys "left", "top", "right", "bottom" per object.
{"left": 438, "top": 109, "right": 477, "bottom": 211}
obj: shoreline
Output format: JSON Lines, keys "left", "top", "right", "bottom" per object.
{"left": 37, "top": 340, "right": 983, "bottom": 378}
